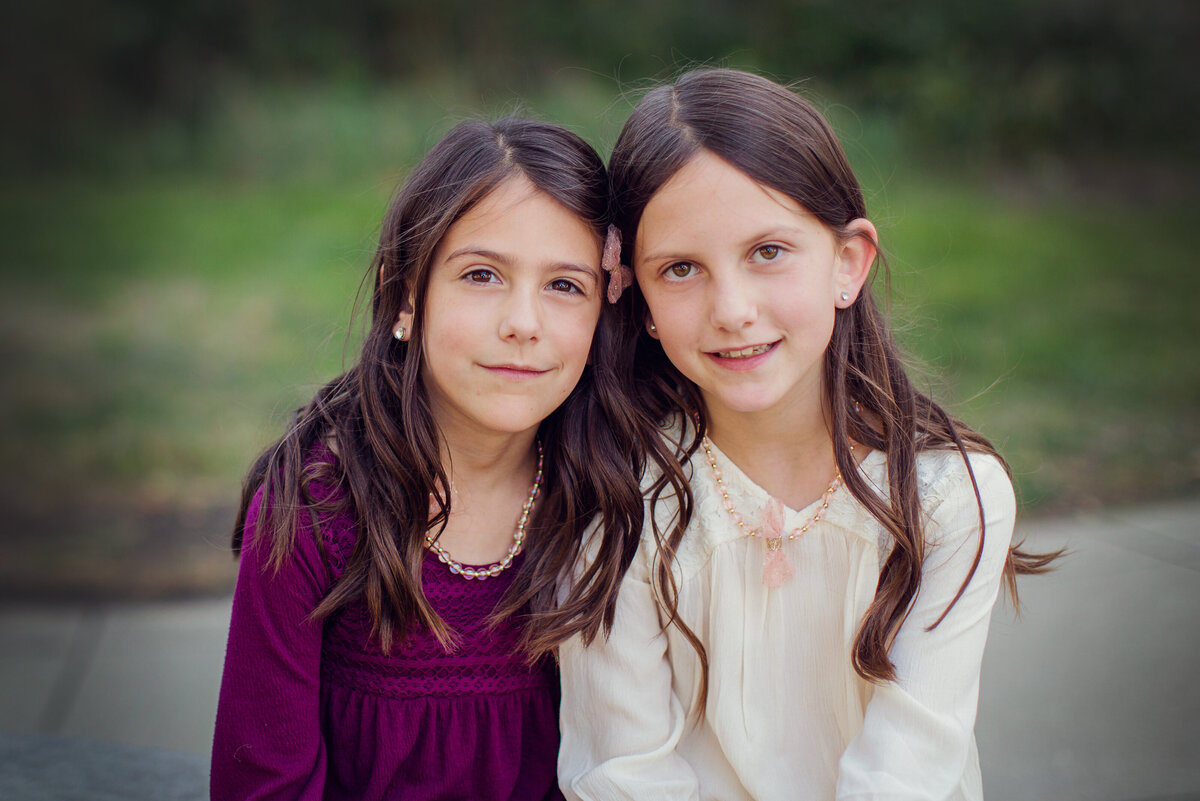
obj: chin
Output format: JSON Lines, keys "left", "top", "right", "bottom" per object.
{"left": 703, "top": 390, "right": 782, "bottom": 416}
{"left": 480, "top": 407, "right": 557, "bottom": 436}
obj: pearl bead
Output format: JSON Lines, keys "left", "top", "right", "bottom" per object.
{"left": 425, "top": 441, "right": 543, "bottom": 581}
{"left": 701, "top": 435, "right": 844, "bottom": 547}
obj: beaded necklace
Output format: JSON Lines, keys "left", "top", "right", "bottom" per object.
{"left": 425, "top": 441, "right": 543, "bottom": 581}
{"left": 701, "top": 435, "right": 847, "bottom": 588}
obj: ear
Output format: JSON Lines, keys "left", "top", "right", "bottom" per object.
{"left": 645, "top": 315, "right": 659, "bottom": 340}
{"left": 392, "top": 283, "right": 417, "bottom": 341}
{"left": 834, "top": 218, "right": 878, "bottom": 308}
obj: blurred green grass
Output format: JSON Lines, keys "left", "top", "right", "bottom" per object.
{"left": 876, "top": 179, "right": 1199, "bottom": 509}
{"left": 1, "top": 80, "right": 1196, "bottom": 596}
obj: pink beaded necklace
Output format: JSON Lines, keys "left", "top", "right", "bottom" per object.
{"left": 701, "top": 436, "right": 848, "bottom": 588}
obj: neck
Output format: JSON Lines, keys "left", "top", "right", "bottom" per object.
{"left": 426, "top": 423, "right": 543, "bottom": 566}
{"left": 703, "top": 396, "right": 838, "bottom": 509}
{"left": 438, "top": 427, "right": 540, "bottom": 490}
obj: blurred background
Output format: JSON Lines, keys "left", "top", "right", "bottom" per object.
{"left": 0, "top": 0, "right": 1197, "bottom": 600}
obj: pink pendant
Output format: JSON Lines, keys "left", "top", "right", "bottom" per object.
{"left": 762, "top": 540, "right": 794, "bottom": 588}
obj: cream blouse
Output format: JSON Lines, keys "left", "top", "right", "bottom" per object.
{"left": 558, "top": 440, "right": 1016, "bottom": 801}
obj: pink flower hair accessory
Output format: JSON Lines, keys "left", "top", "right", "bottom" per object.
{"left": 601, "top": 225, "right": 633, "bottom": 304}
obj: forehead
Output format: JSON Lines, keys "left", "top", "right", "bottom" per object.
{"left": 433, "top": 173, "right": 601, "bottom": 264}
{"left": 637, "top": 150, "right": 814, "bottom": 249}
{"left": 663, "top": 151, "right": 801, "bottom": 209}
{"left": 449, "top": 174, "right": 543, "bottom": 233}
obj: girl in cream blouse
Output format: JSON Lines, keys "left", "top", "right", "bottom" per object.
{"left": 559, "top": 438, "right": 1014, "bottom": 799}
{"left": 557, "top": 68, "right": 1055, "bottom": 801}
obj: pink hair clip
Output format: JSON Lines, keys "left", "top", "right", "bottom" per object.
{"left": 602, "top": 225, "right": 633, "bottom": 304}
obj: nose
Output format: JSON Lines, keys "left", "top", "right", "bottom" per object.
{"left": 708, "top": 269, "right": 757, "bottom": 331}
{"left": 498, "top": 286, "right": 542, "bottom": 342}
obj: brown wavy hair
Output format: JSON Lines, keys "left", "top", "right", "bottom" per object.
{"left": 232, "top": 117, "right": 649, "bottom": 660}
{"left": 609, "top": 69, "right": 1059, "bottom": 702}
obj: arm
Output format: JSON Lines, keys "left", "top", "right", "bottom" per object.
{"left": 210, "top": 487, "right": 332, "bottom": 801}
{"left": 557, "top": 548, "right": 701, "bottom": 801}
{"left": 835, "top": 453, "right": 1016, "bottom": 801}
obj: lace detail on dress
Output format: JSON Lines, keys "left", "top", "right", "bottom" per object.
{"left": 304, "top": 444, "right": 554, "bottom": 701}
{"left": 322, "top": 653, "right": 556, "bottom": 700}
{"left": 321, "top": 549, "right": 555, "bottom": 700}
{"left": 658, "top": 437, "right": 901, "bottom": 580}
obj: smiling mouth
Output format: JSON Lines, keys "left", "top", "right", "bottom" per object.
{"left": 711, "top": 343, "right": 775, "bottom": 359}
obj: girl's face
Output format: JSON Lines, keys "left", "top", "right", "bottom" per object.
{"left": 408, "top": 175, "right": 604, "bottom": 442}
{"left": 633, "top": 150, "right": 875, "bottom": 430}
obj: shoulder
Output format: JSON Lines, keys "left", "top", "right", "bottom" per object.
{"left": 856, "top": 446, "right": 1012, "bottom": 513}
{"left": 244, "top": 440, "right": 359, "bottom": 572}
{"left": 298, "top": 437, "right": 340, "bottom": 492}
{"left": 848, "top": 447, "right": 1014, "bottom": 560}
{"left": 303, "top": 442, "right": 360, "bottom": 568}
{"left": 915, "top": 448, "right": 1016, "bottom": 561}
{"left": 915, "top": 448, "right": 1014, "bottom": 518}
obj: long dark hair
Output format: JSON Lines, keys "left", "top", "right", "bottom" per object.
{"left": 233, "top": 117, "right": 647, "bottom": 660}
{"left": 609, "top": 69, "right": 1058, "bottom": 699}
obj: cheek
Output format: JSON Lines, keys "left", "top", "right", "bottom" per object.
{"left": 564, "top": 315, "right": 601, "bottom": 365}
{"left": 645, "top": 314, "right": 697, "bottom": 370}
{"left": 656, "top": 332, "right": 695, "bottom": 369}
{"left": 419, "top": 301, "right": 472, "bottom": 366}
{"left": 642, "top": 289, "right": 696, "bottom": 341}
{"left": 639, "top": 284, "right": 671, "bottom": 322}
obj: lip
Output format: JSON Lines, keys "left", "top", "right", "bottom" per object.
{"left": 704, "top": 341, "right": 779, "bottom": 372}
{"left": 481, "top": 363, "right": 551, "bottom": 380}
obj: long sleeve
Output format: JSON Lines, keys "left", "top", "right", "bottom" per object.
{"left": 835, "top": 453, "right": 1016, "bottom": 801}
{"left": 210, "top": 487, "right": 333, "bottom": 801}
{"left": 558, "top": 546, "right": 700, "bottom": 801}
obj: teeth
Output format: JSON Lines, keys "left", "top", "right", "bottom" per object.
{"left": 716, "top": 344, "right": 772, "bottom": 358}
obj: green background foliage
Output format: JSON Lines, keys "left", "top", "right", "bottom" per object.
{"left": 0, "top": 1, "right": 1196, "bottom": 597}
{"left": 5, "top": 0, "right": 1197, "bottom": 171}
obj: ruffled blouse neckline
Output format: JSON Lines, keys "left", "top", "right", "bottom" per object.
{"left": 693, "top": 437, "right": 886, "bottom": 548}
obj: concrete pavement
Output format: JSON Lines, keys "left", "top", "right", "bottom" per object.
{"left": 2, "top": 498, "right": 1198, "bottom": 800}
{"left": 977, "top": 498, "right": 1200, "bottom": 801}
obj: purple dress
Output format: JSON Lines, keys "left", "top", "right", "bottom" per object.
{"left": 211, "top": 459, "right": 564, "bottom": 801}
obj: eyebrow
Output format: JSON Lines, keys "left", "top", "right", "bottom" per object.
{"left": 444, "top": 247, "right": 599, "bottom": 279}
{"left": 638, "top": 226, "right": 807, "bottom": 264}
{"left": 742, "top": 226, "right": 806, "bottom": 247}
{"left": 636, "top": 249, "right": 688, "bottom": 265}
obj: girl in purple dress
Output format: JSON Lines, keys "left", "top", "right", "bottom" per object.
{"left": 211, "top": 118, "right": 658, "bottom": 800}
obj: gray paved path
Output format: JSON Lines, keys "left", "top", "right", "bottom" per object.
{"left": 1, "top": 498, "right": 1198, "bottom": 800}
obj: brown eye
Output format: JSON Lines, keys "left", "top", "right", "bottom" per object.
{"left": 466, "top": 269, "right": 498, "bottom": 284}
{"left": 667, "top": 262, "right": 696, "bottom": 279}
{"left": 756, "top": 245, "right": 781, "bottom": 260}
{"left": 548, "top": 278, "right": 584, "bottom": 295}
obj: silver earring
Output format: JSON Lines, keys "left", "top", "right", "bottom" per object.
{"left": 840, "top": 291, "right": 850, "bottom": 302}
{"left": 649, "top": 322, "right": 657, "bottom": 334}
{"left": 393, "top": 326, "right": 406, "bottom": 341}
